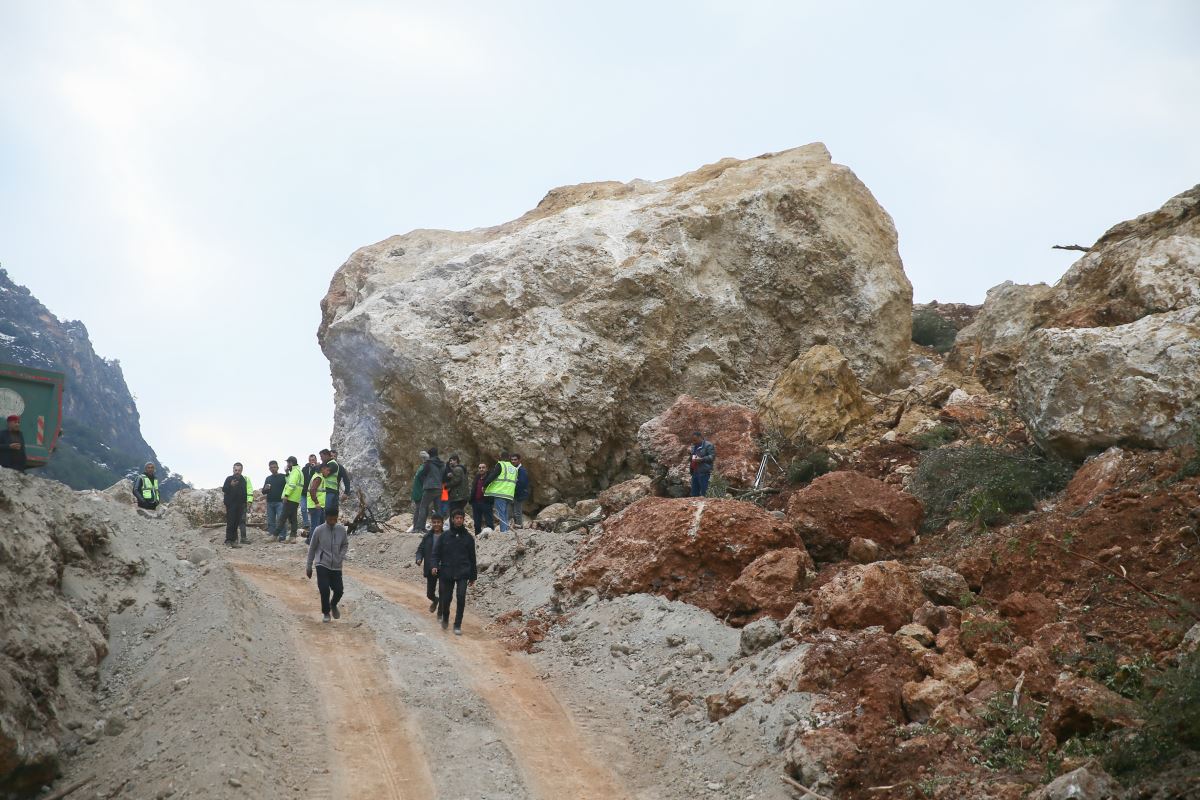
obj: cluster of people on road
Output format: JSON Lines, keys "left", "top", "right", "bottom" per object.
{"left": 409, "top": 448, "right": 532, "bottom": 535}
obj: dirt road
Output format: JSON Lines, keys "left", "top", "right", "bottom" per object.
{"left": 231, "top": 558, "right": 626, "bottom": 800}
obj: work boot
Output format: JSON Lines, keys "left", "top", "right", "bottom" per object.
{"left": 331, "top": 606, "right": 340, "bottom": 619}
{"left": 429, "top": 599, "right": 438, "bottom": 613}
{"left": 453, "top": 626, "right": 462, "bottom": 636}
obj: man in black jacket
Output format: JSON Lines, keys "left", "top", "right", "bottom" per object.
{"left": 0, "top": 415, "right": 27, "bottom": 472}
{"left": 414, "top": 513, "right": 444, "bottom": 613}
{"left": 432, "top": 509, "right": 477, "bottom": 635}
{"left": 222, "top": 463, "right": 248, "bottom": 548}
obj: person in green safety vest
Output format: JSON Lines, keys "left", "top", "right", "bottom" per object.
{"left": 482, "top": 451, "right": 518, "bottom": 533}
{"left": 306, "top": 466, "right": 328, "bottom": 543}
{"left": 279, "top": 456, "right": 305, "bottom": 542}
{"left": 319, "top": 448, "right": 342, "bottom": 517}
{"left": 134, "top": 462, "right": 160, "bottom": 510}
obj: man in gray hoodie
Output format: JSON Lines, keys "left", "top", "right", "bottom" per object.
{"left": 306, "top": 509, "right": 349, "bottom": 623}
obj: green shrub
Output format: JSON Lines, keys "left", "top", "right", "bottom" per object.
{"left": 910, "top": 445, "right": 1073, "bottom": 531}
{"left": 971, "top": 690, "right": 1044, "bottom": 771}
{"left": 705, "top": 472, "right": 729, "bottom": 498}
{"left": 912, "top": 309, "right": 959, "bottom": 353}
{"left": 911, "top": 423, "right": 960, "bottom": 451}
{"left": 788, "top": 449, "right": 833, "bottom": 485}
{"left": 1104, "top": 650, "right": 1200, "bottom": 778}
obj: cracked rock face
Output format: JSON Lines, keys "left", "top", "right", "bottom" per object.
{"left": 318, "top": 143, "right": 912, "bottom": 511}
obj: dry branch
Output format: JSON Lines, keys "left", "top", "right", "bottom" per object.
{"left": 1052, "top": 244, "right": 1090, "bottom": 252}
{"left": 780, "top": 773, "right": 833, "bottom": 800}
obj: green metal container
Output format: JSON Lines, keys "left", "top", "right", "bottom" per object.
{"left": 0, "top": 362, "right": 65, "bottom": 468}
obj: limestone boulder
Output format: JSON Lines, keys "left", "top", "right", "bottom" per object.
{"left": 725, "top": 547, "right": 813, "bottom": 619}
{"left": 167, "top": 488, "right": 226, "bottom": 527}
{"left": 1045, "top": 675, "right": 1138, "bottom": 738}
{"left": 948, "top": 281, "right": 1054, "bottom": 387}
{"left": 758, "top": 344, "right": 871, "bottom": 444}
{"left": 596, "top": 475, "right": 655, "bottom": 516}
{"left": 788, "top": 471, "right": 924, "bottom": 561}
{"left": 811, "top": 561, "right": 925, "bottom": 633}
{"left": 319, "top": 144, "right": 913, "bottom": 512}
{"left": 102, "top": 479, "right": 136, "bottom": 506}
{"left": 1014, "top": 305, "right": 1200, "bottom": 459}
{"left": 638, "top": 395, "right": 762, "bottom": 495}
{"left": 557, "top": 497, "right": 803, "bottom": 617}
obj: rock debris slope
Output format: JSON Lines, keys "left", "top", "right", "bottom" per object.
{"left": 320, "top": 143, "right": 912, "bottom": 510}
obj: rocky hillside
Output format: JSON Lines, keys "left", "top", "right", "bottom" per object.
{"left": 320, "top": 143, "right": 913, "bottom": 512}
{"left": 0, "top": 269, "right": 186, "bottom": 496}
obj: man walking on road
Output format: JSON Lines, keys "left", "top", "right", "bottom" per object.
{"left": 414, "top": 448, "right": 445, "bottom": 533}
{"left": 280, "top": 456, "right": 304, "bottom": 541}
{"left": 432, "top": 509, "right": 476, "bottom": 635}
{"left": 306, "top": 509, "right": 349, "bottom": 623}
{"left": 689, "top": 431, "right": 716, "bottom": 498}
{"left": 222, "top": 463, "right": 248, "bottom": 548}
{"left": 300, "top": 454, "right": 318, "bottom": 534}
{"left": 470, "top": 462, "right": 493, "bottom": 534}
{"left": 483, "top": 451, "right": 518, "bottom": 533}
{"left": 0, "top": 415, "right": 26, "bottom": 472}
{"left": 512, "top": 454, "right": 531, "bottom": 528}
{"left": 414, "top": 513, "right": 445, "bottom": 612}
{"left": 262, "top": 461, "right": 286, "bottom": 539}
{"left": 133, "top": 462, "right": 160, "bottom": 510}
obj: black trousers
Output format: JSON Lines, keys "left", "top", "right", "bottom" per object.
{"left": 425, "top": 574, "right": 438, "bottom": 602}
{"left": 471, "top": 500, "right": 493, "bottom": 534}
{"left": 280, "top": 500, "right": 299, "bottom": 538}
{"left": 438, "top": 576, "right": 469, "bottom": 626}
{"left": 316, "top": 566, "right": 344, "bottom": 615}
{"left": 225, "top": 503, "right": 245, "bottom": 543}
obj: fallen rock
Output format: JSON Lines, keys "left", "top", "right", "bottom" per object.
{"left": 895, "top": 624, "right": 935, "bottom": 648}
{"left": 1015, "top": 305, "right": 1200, "bottom": 459}
{"left": 535, "top": 503, "right": 572, "bottom": 523}
{"left": 739, "top": 618, "right": 784, "bottom": 656}
{"left": 166, "top": 487, "right": 227, "bottom": 527}
{"left": 638, "top": 395, "right": 762, "bottom": 495}
{"left": 759, "top": 344, "right": 872, "bottom": 444}
{"left": 919, "top": 651, "right": 980, "bottom": 693}
{"left": 912, "top": 602, "right": 960, "bottom": 634}
{"left": 789, "top": 472, "right": 924, "bottom": 561}
{"left": 559, "top": 497, "right": 802, "bottom": 617}
{"left": 916, "top": 565, "right": 970, "bottom": 606}
{"left": 725, "top": 547, "right": 812, "bottom": 619}
{"left": 1062, "top": 448, "right": 1131, "bottom": 510}
{"left": 1045, "top": 675, "right": 1138, "bottom": 738}
{"left": 999, "top": 591, "right": 1057, "bottom": 636}
{"left": 596, "top": 475, "right": 654, "bottom": 516}
{"left": 901, "top": 678, "right": 959, "bottom": 723}
{"left": 847, "top": 536, "right": 882, "bottom": 564}
{"left": 1029, "top": 764, "right": 1118, "bottom": 800}
{"left": 785, "top": 728, "right": 858, "bottom": 795}
{"left": 948, "top": 281, "right": 1055, "bottom": 388}
{"left": 811, "top": 561, "right": 925, "bottom": 633}
{"left": 187, "top": 546, "right": 216, "bottom": 566}
{"left": 102, "top": 479, "right": 136, "bottom": 506}
{"left": 320, "top": 144, "right": 914, "bottom": 511}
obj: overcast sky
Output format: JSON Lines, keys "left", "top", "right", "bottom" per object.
{"left": 2, "top": 1, "right": 1197, "bottom": 488}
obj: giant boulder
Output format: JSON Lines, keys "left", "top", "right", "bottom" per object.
{"left": 1014, "top": 306, "right": 1200, "bottom": 459}
{"left": 638, "top": 395, "right": 762, "bottom": 494}
{"left": 319, "top": 144, "right": 913, "bottom": 511}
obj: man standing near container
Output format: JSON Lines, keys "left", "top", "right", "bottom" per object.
{"left": 0, "top": 415, "right": 26, "bottom": 472}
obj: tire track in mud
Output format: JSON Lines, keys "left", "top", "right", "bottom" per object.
{"left": 231, "top": 563, "right": 436, "bottom": 800}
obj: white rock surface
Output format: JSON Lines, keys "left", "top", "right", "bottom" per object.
{"left": 319, "top": 144, "right": 912, "bottom": 510}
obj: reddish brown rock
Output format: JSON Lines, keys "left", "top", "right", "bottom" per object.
{"left": 811, "top": 561, "right": 926, "bottom": 633}
{"left": 998, "top": 591, "right": 1057, "bottom": 636}
{"left": 902, "top": 678, "right": 960, "bottom": 723}
{"left": 1045, "top": 675, "right": 1138, "bottom": 738}
{"left": 725, "top": 547, "right": 813, "bottom": 619}
{"left": 637, "top": 395, "right": 763, "bottom": 495}
{"left": 788, "top": 471, "right": 924, "bottom": 561}
{"left": 596, "top": 475, "right": 655, "bottom": 516}
{"left": 559, "top": 497, "right": 801, "bottom": 617}
{"left": 1063, "top": 447, "right": 1130, "bottom": 511}
{"left": 847, "top": 536, "right": 882, "bottom": 563}
{"left": 912, "top": 602, "right": 962, "bottom": 634}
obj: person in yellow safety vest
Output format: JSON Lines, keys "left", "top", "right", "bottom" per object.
{"left": 483, "top": 451, "right": 518, "bottom": 533}
{"left": 134, "top": 462, "right": 160, "bottom": 510}
{"left": 279, "top": 456, "right": 304, "bottom": 542}
{"left": 306, "top": 467, "right": 328, "bottom": 543}
{"left": 319, "top": 448, "right": 342, "bottom": 517}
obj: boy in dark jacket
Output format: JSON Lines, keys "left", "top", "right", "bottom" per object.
{"left": 431, "top": 509, "right": 477, "bottom": 635}
{"left": 414, "top": 513, "right": 444, "bottom": 612}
